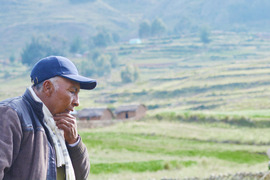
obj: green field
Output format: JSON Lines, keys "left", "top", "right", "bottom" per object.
{"left": 81, "top": 118, "right": 269, "bottom": 179}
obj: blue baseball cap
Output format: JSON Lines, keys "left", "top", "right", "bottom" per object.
{"left": 30, "top": 56, "right": 97, "bottom": 90}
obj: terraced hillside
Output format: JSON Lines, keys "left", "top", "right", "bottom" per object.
{"left": 72, "top": 32, "right": 270, "bottom": 121}
{"left": 1, "top": 31, "right": 270, "bottom": 121}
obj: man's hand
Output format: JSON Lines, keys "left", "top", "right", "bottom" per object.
{"left": 54, "top": 113, "right": 78, "bottom": 144}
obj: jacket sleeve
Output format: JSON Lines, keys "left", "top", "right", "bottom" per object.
{"left": 67, "top": 136, "right": 90, "bottom": 180}
{"left": 0, "top": 106, "right": 22, "bottom": 179}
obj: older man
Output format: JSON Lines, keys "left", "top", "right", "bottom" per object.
{"left": 0, "top": 56, "right": 96, "bottom": 180}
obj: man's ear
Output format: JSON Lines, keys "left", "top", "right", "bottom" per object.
{"left": 42, "top": 80, "right": 54, "bottom": 97}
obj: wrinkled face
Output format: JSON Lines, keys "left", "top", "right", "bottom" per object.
{"left": 49, "top": 77, "right": 80, "bottom": 115}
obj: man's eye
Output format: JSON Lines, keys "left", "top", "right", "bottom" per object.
{"left": 70, "top": 90, "right": 76, "bottom": 94}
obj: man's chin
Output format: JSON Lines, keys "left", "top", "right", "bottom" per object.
{"left": 53, "top": 110, "right": 70, "bottom": 116}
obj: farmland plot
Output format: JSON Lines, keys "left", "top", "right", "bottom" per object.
{"left": 81, "top": 119, "right": 270, "bottom": 179}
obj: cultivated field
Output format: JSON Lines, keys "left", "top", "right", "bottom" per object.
{"left": 80, "top": 118, "right": 270, "bottom": 179}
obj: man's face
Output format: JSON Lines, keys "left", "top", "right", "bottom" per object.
{"left": 49, "top": 77, "right": 80, "bottom": 115}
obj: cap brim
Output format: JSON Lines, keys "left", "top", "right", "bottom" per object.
{"left": 61, "top": 74, "right": 97, "bottom": 90}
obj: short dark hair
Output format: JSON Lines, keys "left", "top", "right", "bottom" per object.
{"left": 32, "top": 81, "right": 44, "bottom": 91}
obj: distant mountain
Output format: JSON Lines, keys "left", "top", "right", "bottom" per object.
{"left": 1, "top": 0, "right": 270, "bottom": 59}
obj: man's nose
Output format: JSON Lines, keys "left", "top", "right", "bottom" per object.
{"left": 72, "top": 94, "right": 80, "bottom": 107}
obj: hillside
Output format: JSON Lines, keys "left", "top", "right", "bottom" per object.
{"left": 1, "top": 0, "right": 270, "bottom": 59}
{"left": 2, "top": 31, "right": 270, "bottom": 122}
{"left": 86, "top": 32, "right": 270, "bottom": 116}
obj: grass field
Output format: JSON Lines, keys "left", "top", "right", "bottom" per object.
{"left": 80, "top": 118, "right": 270, "bottom": 179}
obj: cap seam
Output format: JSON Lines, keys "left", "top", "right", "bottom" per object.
{"left": 56, "top": 57, "right": 64, "bottom": 75}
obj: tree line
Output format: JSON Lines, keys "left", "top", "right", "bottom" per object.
{"left": 19, "top": 18, "right": 210, "bottom": 83}
{"left": 20, "top": 29, "right": 138, "bottom": 84}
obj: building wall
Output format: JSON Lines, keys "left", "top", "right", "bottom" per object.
{"left": 79, "top": 116, "right": 100, "bottom": 121}
{"left": 116, "top": 111, "right": 136, "bottom": 119}
{"left": 101, "top": 110, "right": 113, "bottom": 120}
{"left": 79, "top": 109, "right": 113, "bottom": 121}
{"left": 116, "top": 105, "right": 147, "bottom": 120}
{"left": 116, "top": 112, "right": 126, "bottom": 119}
{"left": 135, "top": 105, "right": 147, "bottom": 120}
{"left": 79, "top": 105, "right": 146, "bottom": 121}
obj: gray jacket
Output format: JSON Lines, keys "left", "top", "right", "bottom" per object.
{"left": 0, "top": 89, "right": 90, "bottom": 180}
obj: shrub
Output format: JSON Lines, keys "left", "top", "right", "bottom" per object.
{"left": 21, "top": 37, "right": 65, "bottom": 66}
{"left": 120, "top": 65, "right": 140, "bottom": 83}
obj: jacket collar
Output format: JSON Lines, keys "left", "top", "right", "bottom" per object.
{"left": 23, "top": 88, "right": 44, "bottom": 120}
